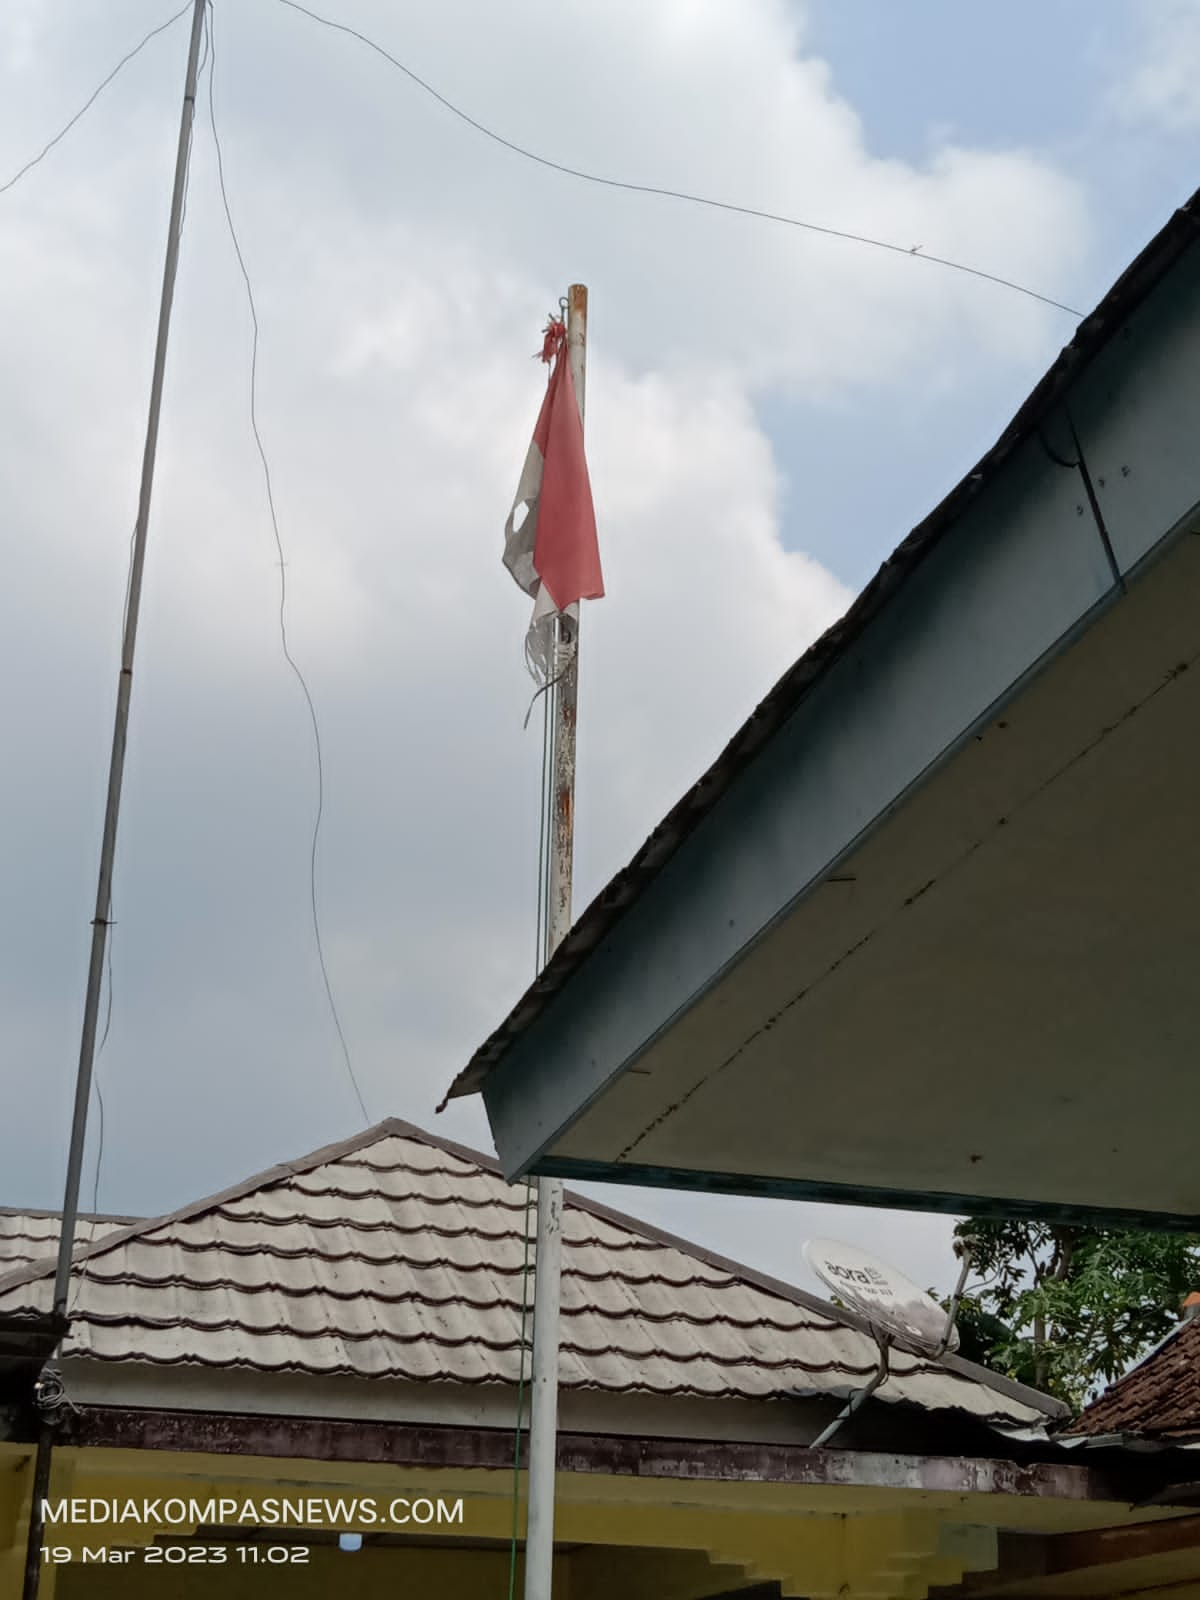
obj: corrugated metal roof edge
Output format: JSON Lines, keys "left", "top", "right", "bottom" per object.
{"left": 439, "top": 185, "right": 1200, "bottom": 1119}
{"left": 0, "top": 1116, "right": 1065, "bottom": 1419}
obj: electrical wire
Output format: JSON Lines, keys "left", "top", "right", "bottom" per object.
{"left": 206, "top": 0, "right": 371, "bottom": 1128}
{"left": 273, "top": 0, "right": 1083, "bottom": 320}
{"left": 0, "top": 1, "right": 193, "bottom": 198}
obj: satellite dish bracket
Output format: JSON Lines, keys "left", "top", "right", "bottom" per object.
{"left": 932, "top": 1240, "right": 975, "bottom": 1358}
{"left": 811, "top": 1329, "right": 892, "bottom": 1449}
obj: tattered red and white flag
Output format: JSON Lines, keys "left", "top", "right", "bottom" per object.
{"left": 503, "top": 317, "right": 603, "bottom": 682}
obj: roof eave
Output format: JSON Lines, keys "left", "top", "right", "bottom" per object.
{"left": 442, "top": 183, "right": 1200, "bottom": 1109}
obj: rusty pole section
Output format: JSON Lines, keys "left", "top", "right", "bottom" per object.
{"left": 525, "top": 283, "right": 587, "bottom": 1600}
{"left": 544, "top": 282, "right": 586, "bottom": 955}
{"left": 22, "top": 4, "right": 210, "bottom": 1597}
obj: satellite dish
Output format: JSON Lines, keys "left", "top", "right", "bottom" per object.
{"left": 803, "top": 1237, "right": 959, "bottom": 1356}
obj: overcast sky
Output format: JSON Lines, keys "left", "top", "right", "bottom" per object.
{"left": 2, "top": 0, "right": 1197, "bottom": 1299}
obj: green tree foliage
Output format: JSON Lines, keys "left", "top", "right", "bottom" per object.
{"left": 948, "top": 1220, "right": 1200, "bottom": 1412}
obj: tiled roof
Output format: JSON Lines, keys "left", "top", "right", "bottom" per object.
{"left": 0, "top": 1120, "right": 1051, "bottom": 1422}
{"left": 1069, "top": 1317, "right": 1200, "bottom": 1441}
{"left": 0, "top": 1207, "right": 139, "bottom": 1275}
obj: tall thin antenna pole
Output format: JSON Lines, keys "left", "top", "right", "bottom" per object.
{"left": 524, "top": 282, "right": 587, "bottom": 1600}
{"left": 51, "top": 0, "right": 207, "bottom": 1325}
{"left": 21, "top": 10, "right": 207, "bottom": 1593}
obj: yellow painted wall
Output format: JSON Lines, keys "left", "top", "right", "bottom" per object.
{"left": 2, "top": 1438, "right": 1192, "bottom": 1600}
{"left": 53, "top": 1545, "right": 568, "bottom": 1600}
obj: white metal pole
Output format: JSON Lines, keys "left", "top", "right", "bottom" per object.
{"left": 524, "top": 282, "right": 587, "bottom": 1600}
{"left": 525, "top": 1174, "right": 563, "bottom": 1600}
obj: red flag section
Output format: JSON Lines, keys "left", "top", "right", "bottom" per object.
{"left": 503, "top": 317, "right": 604, "bottom": 682}
{"left": 529, "top": 351, "right": 603, "bottom": 613}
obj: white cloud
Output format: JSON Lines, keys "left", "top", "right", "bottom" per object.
{"left": 1112, "top": 0, "right": 1200, "bottom": 132}
{"left": 213, "top": 0, "right": 1088, "bottom": 388}
{"left": 0, "top": 1, "right": 45, "bottom": 75}
{"left": 0, "top": 0, "right": 1087, "bottom": 1291}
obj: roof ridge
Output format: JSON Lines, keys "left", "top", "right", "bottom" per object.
{"left": 0, "top": 1206, "right": 142, "bottom": 1223}
{"left": 0, "top": 1112, "right": 831, "bottom": 1324}
{"left": 0, "top": 1119, "right": 418, "bottom": 1298}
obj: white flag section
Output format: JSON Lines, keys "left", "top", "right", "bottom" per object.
{"left": 503, "top": 319, "right": 604, "bottom": 682}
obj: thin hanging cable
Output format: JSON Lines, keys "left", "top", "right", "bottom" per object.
{"left": 0, "top": 2, "right": 193, "bottom": 197}
{"left": 274, "top": 0, "right": 1082, "bottom": 319}
{"left": 521, "top": 660, "right": 569, "bottom": 733}
{"left": 206, "top": 1, "right": 371, "bottom": 1127}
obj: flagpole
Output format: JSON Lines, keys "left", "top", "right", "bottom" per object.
{"left": 524, "top": 282, "right": 587, "bottom": 1600}
{"left": 19, "top": 2, "right": 208, "bottom": 1595}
